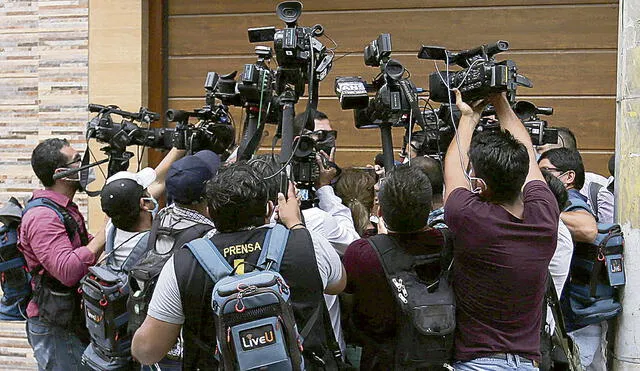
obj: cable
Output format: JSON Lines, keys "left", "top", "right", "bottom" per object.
{"left": 434, "top": 54, "right": 475, "bottom": 189}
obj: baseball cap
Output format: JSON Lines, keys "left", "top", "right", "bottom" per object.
{"left": 166, "top": 150, "right": 220, "bottom": 204}
{"left": 101, "top": 167, "right": 156, "bottom": 217}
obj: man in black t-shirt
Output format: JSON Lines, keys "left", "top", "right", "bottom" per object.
{"left": 131, "top": 163, "right": 344, "bottom": 369}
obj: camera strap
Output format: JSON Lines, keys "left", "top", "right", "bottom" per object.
{"left": 398, "top": 80, "right": 426, "bottom": 129}
{"left": 80, "top": 150, "right": 101, "bottom": 197}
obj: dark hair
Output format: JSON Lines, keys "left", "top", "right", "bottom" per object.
{"left": 469, "top": 130, "right": 529, "bottom": 203}
{"left": 379, "top": 166, "right": 432, "bottom": 233}
{"left": 249, "top": 154, "right": 281, "bottom": 203}
{"left": 314, "top": 110, "right": 328, "bottom": 121}
{"left": 608, "top": 154, "right": 615, "bottom": 177}
{"left": 538, "top": 147, "right": 586, "bottom": 190}
{"left": 335, "top": 168, "right": 376, "bottom": 236}
{"left": 206, "top": 163, "right": 268, "bottom": 232}
{"left": 542, "top": 170, "right": 568, "bottom": 211}
{"left": 556, "top": 127, "right": 578, "bottom": 150}
{"left": 31, "top": 138, "right": 71, "bottom": 187}
{"left": 407, "top": 156, "right": 443, "bottom": 196}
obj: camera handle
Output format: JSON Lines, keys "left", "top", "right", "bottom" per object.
{"left": 379, "top": 123, "right": 395, "bottom": 173}
{"left": 237, "top": 106, "right": 263, "bottom": 161}
{"left": 279, "top": 90, "right": 297, "bottom": 165}
{"left": 107, "top": 149, "right": 134, "bottom": 178}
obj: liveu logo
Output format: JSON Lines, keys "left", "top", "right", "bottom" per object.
{"left": 239, "top": 324, "right": 277, "bottom": 351}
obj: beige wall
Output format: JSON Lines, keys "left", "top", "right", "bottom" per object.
{"left": 87, "top": 0, "right": 149, "bottom": 233}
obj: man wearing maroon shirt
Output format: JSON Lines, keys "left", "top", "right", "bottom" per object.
{"left": 444, "top": 91, "right": 559, "bottom": 370}
{"left": 343, "top": 165, "right": 446, "bottom": 370}
{"left": 20, "top": 138, "right": 107, "bottom": 370}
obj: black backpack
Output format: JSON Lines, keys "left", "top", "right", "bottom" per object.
{"left": 80, "top": 227, "right": 151, "bottom": 370}
{"left": 366, "top": 229, "right": 455, "bottom": 370}
{"left": 0, "top": 197, "right": 86, "bottom": 323}
{"left": 127, "top": 211, "right": 214, "bottom": 334}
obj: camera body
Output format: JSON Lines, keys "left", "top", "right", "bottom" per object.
{"left": 336, "top": 34, "right": 423, "bottom": 129}
{"left": 419, "top": 41, "right": 532, "bottom": 104}
{"left": 291, "top": 135, "right": 319, "bottom": 190}
{"left": 247, "top": 1, "right": 332, "bottom": 98}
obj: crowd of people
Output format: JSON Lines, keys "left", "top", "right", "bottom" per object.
{"left": 11, "top": 89, "right": 620, "bottom": 371}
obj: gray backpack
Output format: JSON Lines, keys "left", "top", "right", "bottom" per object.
{"left": 186, "top": 224, "right": 306, "bottom": 371}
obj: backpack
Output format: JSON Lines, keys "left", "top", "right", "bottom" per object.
{"left": 80, "top": 227, "right": 150, "bottom": 371}
{"left": 365, "top": 229, "right": 455, "bottom": 370}
{"left": 562, "top": 198, "right": 624, "bottom": 330}
{"left": 185, "top": 224, "right": 307, "bottom": 371}
{"left": 127, "top": 211, "right": 214, "bottom": 335}
{"left": 0, "top": 197, "right": 81, "bottom": 321}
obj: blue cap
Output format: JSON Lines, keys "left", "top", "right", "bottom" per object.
{"left": 166, "top": 150, "right": 220, "bottom": 204}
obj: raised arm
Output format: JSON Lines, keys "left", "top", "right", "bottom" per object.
{"left": 147, "top": 148, "right": 186, "bottom": 199}
{"left": 489, "top": 93, "right": 544, "bottom": 184}
{"left": 443, "top": 90, "right": 484, "bottom": 202}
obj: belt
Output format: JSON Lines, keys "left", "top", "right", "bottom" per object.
{"left": 485, "top": 353, "right": 540, "bottom": 368}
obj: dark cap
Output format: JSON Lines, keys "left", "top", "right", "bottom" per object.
{"left": 101, "top": 168, "right": 156, "bottom": 217}
{"left": 166, "top": 150, "right": 220, "bottom": 204}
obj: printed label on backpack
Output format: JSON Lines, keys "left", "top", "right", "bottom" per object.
{"left": 86, "top": 307, "right": 103, "bottom": 324}
{"left": 239, "top": 324, "right": 276, "bottom": 351}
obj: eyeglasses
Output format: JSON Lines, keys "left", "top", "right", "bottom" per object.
{"left": 540, "top": 166, "right": 563, "bottom": 173}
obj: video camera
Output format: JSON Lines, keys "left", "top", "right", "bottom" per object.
{"left": 335, "top": 34, "right": 426, "bottom": 129}
{"left": 479, "top": 101, "right": 558, "bottom": 146}
{"left": 247, "top": 1, "right": 332, "bottom": 99}
{"left": 413, "top": 100, "right": 557, "bottom": 160}
{"left": 418, "top": 41, "right": 533, "bottom": 104}
{"left": 86, "top": 104, "right": 171, "bottom": 153}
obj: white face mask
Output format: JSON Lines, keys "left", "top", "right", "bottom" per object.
{"left": 60, "top": 166, "right": 97, "bottom": 185}
{"left": 466, "top": 168, "right": 487, "bottom": 194}
{"left": 141, "top": 196, "right": 159, "bottom": 217}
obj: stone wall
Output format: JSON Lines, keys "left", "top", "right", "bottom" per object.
{"left": 0, "top": 0, "right": 89, "bottom": 216}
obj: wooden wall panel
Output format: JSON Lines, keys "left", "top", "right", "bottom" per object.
{"left": 165, "top": 1, "right": 618, "bottom": 172}
{"left": 170, "top": 0, "right": 617, "bottom": 15}
{"left": 169, "top": 5, "right": 617, "bottom": 56}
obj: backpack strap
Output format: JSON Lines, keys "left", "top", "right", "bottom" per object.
{"left": 257, "top": 224, "right": 290, "bottom": 272}
{"left": 171, "top": 224, "right": 214, "bottom": 252}
{"left": 146, "top": 208, "right": 166, "bottom": 252}
{"left": 105, "top": 224, "right": 117, "bottom": 255}
{"left": 546, "top": 272, "right": 584, "bottom": 371}
{"left": 564, "top": 197, "right": 594, "bottom": 216}
{"left": 185, "top": 238, "right": 233, "bottom": 283}
{"left": 588, "top": 182, "right": 603, "bottom": 220}
{"left": 23, "top": 198, "right": 88, "bottom": 274}
{"left": 118, "top": 231, "right": 151, "bottom": 273}
{"left": 23, "top": 198, "right": 74, "bottom": 241}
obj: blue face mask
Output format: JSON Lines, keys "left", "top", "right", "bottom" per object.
{"left": 141, "top": 197, "right": 159, "bottom": 218}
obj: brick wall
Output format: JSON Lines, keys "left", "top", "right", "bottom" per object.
{"left": 0, "top": 0, "right": 89, "bottom": 217}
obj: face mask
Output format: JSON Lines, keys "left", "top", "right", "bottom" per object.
{"left": 466, "top": 169, "right": 487, "bottom": 194}
{"left": 141, "top": 196, "right": 159, "bottom": 217}
{"left": 58, "top": 167, "right": 96, "bottom": 185}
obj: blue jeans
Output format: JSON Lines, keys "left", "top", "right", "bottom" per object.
{"left": 454, "top": 354, "right": 539, "bottom": 371}
{"left": 26, "top": 317, "right": 89, "bottom": 371}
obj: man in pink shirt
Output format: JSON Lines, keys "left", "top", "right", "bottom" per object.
{"left": 20, "top": 138, "right": 107, "bottom": 370}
